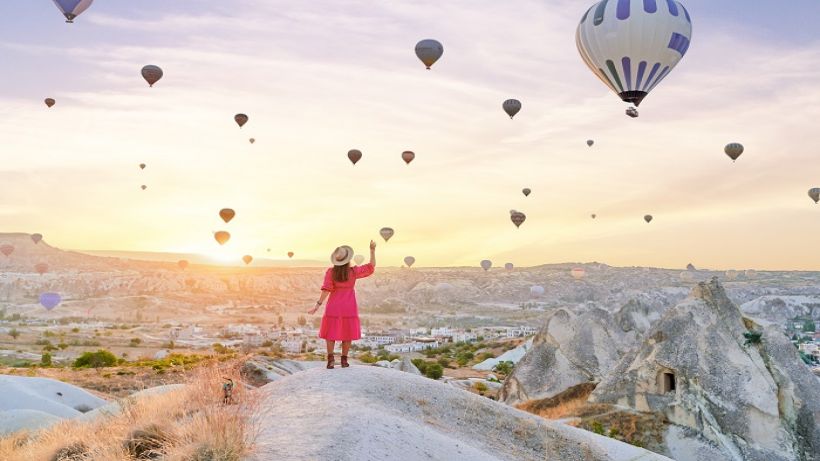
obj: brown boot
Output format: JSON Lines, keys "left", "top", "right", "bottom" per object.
{"left": 341, "top": 355, "right": 349, "bottom": 368}
{"left": 326, "top": 354, "right": 335, "bottom": 369}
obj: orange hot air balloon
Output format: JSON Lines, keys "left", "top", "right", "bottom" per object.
{"left": 242, "top": 255, "right": 253, "bottom": 265}
{"left": 44, "top": 98, "right": 55, "bottom": 108}
{"left": 234, "top": 113, "right": 248, "bottom": 128}
{"left": 34, "top": 263, "right": 48, "bottom": 275}
{"left": 139, "top": 163, "right": 146, "bottom": 170}
{"left": 31, "top": 233, "right": 43, "bottom": 244}
{"left": 141, "top": 185, "right": 147, "bottom": 190}
{"left": 1, "top": 244, "right": 14, "bottom": 257}
{"left": 571, "top": 268, "right": 586, "bottom": 280}
{"left": 214, "top": 231, "right": 230, "bottom": 245}
{"left": 178, "top": 260, "right": 189, "bottom": 270}
{"left": 287, "top": 252, "right": 294, "bottom": 258}
{"left": 219, "top": 208, "right": 235, "bottom": 223}
{"left": 401, "top": 151, "right": 415, "bottom": 165}
{"left": 348, "top": 149, "right": 362, "bottom": 165}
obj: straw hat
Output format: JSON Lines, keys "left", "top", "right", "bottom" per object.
{"left": 330, "top": 245, "right": 354, "bottom": 266}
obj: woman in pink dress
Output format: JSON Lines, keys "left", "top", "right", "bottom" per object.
{"left": 308, "top": 240, "right": 376, "bottom": 369}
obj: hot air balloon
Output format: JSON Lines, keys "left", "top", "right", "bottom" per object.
{"left": 40, "top": 292, "right": 61, "bottom": 310}
{"left": 415, "top": 39, "right": 443, "bottom": 69}
{"left": 139, "top": 163, "right": 146, "bottom": 170}
{"left": 576, "top": 0, "right": 693, "bottom": 109}
{"left": 644, "top": 214, "right": 653, "bottom": 223}
{"left": 178, "top": 260, "right": 189, "bottom": 270}
{"left": 404, "top": 256, "right": 415, "bottom": 268}
{"left": 591, "top": 214, "right": 597, "bottom": 219}
{"left": 530, "top": 285, "right": 545, "bottom": 298}
{"left": 242, "top": 255, "right": 253, "bottom": 265}
{"left": 354, "top": 255, "right": 365, "bottom": 265}
{"left": 380, "top": 227, "right": 394, "bottom": 242}
{"left": 0, "top": 244, "right": 13, "bottom": 257}
{"left": 522, "top": 188, "right": 531, "bottom": 197}
{"left": 625, "top": 107, "right": 639, "bottom": 118}
{"left": 219, "top": 208, "right": 235, "bottom": 223}
{"left": 480, "top": 260, "right": 492, "bottom": 271}
{"left": 31, "top": 234, "right": 43, "bottom": 244}
{"left": 249, "top": 138, "right": 255, "bottom": 144}
{"left": 141, "top": 185, "right": 147, "bottom": 190}
{"left": 267, "top": 248, "right": 271, "bottom": 252}
{"left": 724, "top": 143, "right": 744, "bottom": 162}
{"left": 571, "top": 268, "right": 586, "bottom": 280}
{"left": 141, "top": 65, "right": 163, "bottom": 87}
{"left": 214, "top": 231, "right": 230, "bottom": 245}
{"left": 809, "top": 188, "right": 820, "bottom": 204}
{"left": 234, "top": 114, "right": 248, "bottom": 128}
{"left": 287, "top": 252, "right": 294, "bottom": 258}
{"left": 504, "top": 263, "right": 514, "bottom": 270}
{"left": 401, "top": 151, "right": 415, "bottom": 165}
{"left": 510, "top": 211, "right": 526, "bottom": 228}
{"left": 587, "top": 139, "right": 594, "bottom": 147}
{"left": 53, "top": 0, "right": 93, "bottom": 23}
{"left": 45, "top": 98, "right": 55, "bottom": 108}
{"left": 34, "top": 263, "right": 49, "bottom": 275}
{"left": 725, "top": 270, "right": 739, "bottom": 281}
{"left": 502, "top": 99, "right": 522, "bottom": 119}
{"left": 348, "top": 149, "right": 362, "bottom": 165}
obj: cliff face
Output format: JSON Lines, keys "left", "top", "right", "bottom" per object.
{"left": 590, "top": 278, "right": 820, "bottom": 461}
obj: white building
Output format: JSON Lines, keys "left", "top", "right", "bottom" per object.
{"left": 431, "top": 327, "right": 451, "bottom": 337}
{"left": 452, "top": 332, "right": 478, "bottom": 343}
{"left": 385, "top": 341, "right": 440, "bottom": 353}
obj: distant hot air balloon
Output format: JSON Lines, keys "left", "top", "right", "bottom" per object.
{"left": 31, "top": 234, "right": 43, "bottom": 244}
{"left": 219, "top": 208, "right": 235, "bottom": 223}
{"left": 380, "top": 227, "right": 394, "bottom": 242}
{"left": 139, "top": 163, "right": 146, "bottom": 170}
{"left": 354, "top": 255, "right": 365, "bottom": 265}
{"left": 591, "top": 214, "right": 597, "bottom": 219}
{"left": 724, "top": 143, "right": 744, "bottom": 162}
{"left": 45, "top": 98, "right": 55, "bottom": 108}
{"left": 288, "top": 252, "right": 294, "bottom": 259}
{"left": 644, "top": 214, "right": 653, "bottom": 223}
{"left": 53, "top": 0, "right": 93, "bottom": 23}
{"left": 504, "top": 263, "right": 514, "bottom": 270}
{"left": 34, "top": 263, "right": 49, "bottom": 275}
{"left": 40, "top": 292, "right": 62, "bottom": 310}
{"left": 522, "top": 188, "right": 531, "bottom": 197}
{"left": 267, "top": 248, "right": 271, "bottom": 252}
{"left": 571, "top": 268, "right": 586, "bottom": 280}
{"left": 510, "top": 211, "right": 526, "bottom": 228}
{"left": 178, "top": 260, "right": 189, "bottom": 270}
{"left": 725, "top": 270, "right": 739, "bottom": 281}
{"left": 404, "top": 256, "right": 416, "bottom": 268}
{"left": 242, "top": 255, "right": 253, "bottom": 265}
{"left": 415, "top": 39, "right": 443, "bottom": 69}
{"left": 249, "top": 138, "right": 255, "bottom": 144}
{"left": 502, "top": 99, "right": 522, "bottom": 119}
{"left": 576, "top": 0, "right": 692, "bottom": 109}
{"left": 809, "top": 188, "right": 820, "bottom": 204}
{"left": 141, "top": 185, "right": 147, "bottom": 190}
{"left": 214, "top": 231, "right": 230, "bottom": 245}
{"left": 0, "top": 244, "right": 13, "bottom": 257}
{"left": 480, "top": 260, "right": 492, "bottom": 271}
{"left": 348, "top": 149, "right": 362, "bottom": 165}
{"left": 401, "top": 151, "right": 415, "bottom": 165}
{"left": 587, "top": 139, "right": 594, "bottom": 147}
{"left": 530, "top": 285, "right": 545, "bottom": 298}
{"left": 141, "top": 65, "right": 163, "bottom": 87}
{"left": 234, "top": 114, "right": 248, "bottom": 128}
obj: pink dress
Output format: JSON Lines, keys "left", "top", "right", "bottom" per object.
{"left": 319, "top": 263, "right": 374, "bottom": 341}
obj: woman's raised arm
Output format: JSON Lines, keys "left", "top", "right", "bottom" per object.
{"left": 369, "top": 240, "right": 376, "bottom": 267}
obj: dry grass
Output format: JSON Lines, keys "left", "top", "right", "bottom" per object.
{"left": 0, "top": 363, "right": 261, "bottom": 461}
{"left": 516, "top": 382, "right": 597, "bottom": 420}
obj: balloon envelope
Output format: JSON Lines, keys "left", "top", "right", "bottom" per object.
{"left": 504, "top": 263, "right": 514, "bottom": 270}
{"left": 404, "top": 256, "right": 416, "bottom": 267}
{"left": 587, "top": 139, "right": 594, "bottom": 147}
{"left": 809, "top": 188, "right": 820, "bottom": 204}
{"left": 530, "top": 285, "right": 545, "bottom": 298}
{"left": 45, "top": 98, "right": 55, "bottom": 108}
{"left": 571, "top": 268, "right": 586, "bottom": 279}
{"left": 139, "top": 163, "right": 146, "bottom": 170}
{"left": 249, "top": 138, "right": 255, "bottom": 144}
{"left": 522, "top": 188, "right": 531, "bottom": 197}
{"left": 288, "top": 252, "right": 294, "bottom": 258}
{"left": 34, "top": 263, "right": 49, "bottom": 275}
{"left": 53, "top": 0, "right": 93, "bottom": 23}
{"left": 348, "top": 149, "right": 362, "bottom": 165}
{"left": 510, "top": 211, "right": 526, "bottom": 228}
{"left": 214, "top": 231, "right": 230, "bottom": 245}
{"left": 141, "top": 185, "right": 147, "bottom": 190}
{"left": 178, "top": 260, "right": 189, "bottom": 270}
{"left": 591, "top": 214, "right": 597, "bottom": 219}
{"left": 39, "top": 292, "right": 61, "bottom": 310}
{"left": 219, "top": 208, "right": 235, "bottom": 223}
{"left": 379, "top": 227, "right": 394, "bottom": 242}
{"left": 354, "top": 255, "right": 365, "bottom": 265}
{"left": 141, "top": 65, "right": 163, "bottom": 87}
{"left": 401, "top": 151, "right": 415, "bottom": 164}
{"left": 0, "top": 244, "right": 14, "bottom": 257}
{"left": 242, "top": 255, "right": 253, "bottom": 265}
{"left": 576, "top": 0, "right": 692, "bottom": 107}
{"left": 31, "top": 233, "right": 43, "bottom": 244}
{"left": 235, "top": 114, "right": 248, "bottom": 128}
{"left": 644, "top": 214, "right": 653, "bottom": 223}
{"left": 724, "top": 143, "right": 744, "bottom": 161}
{"left": 480, "top": 260, "right": 492, "bottom": 271}
{"left": 502, "top": 99, "right": 522, "bottom": 119}
{"left": 415, "top": 39, "right": 443, "bottom": 69}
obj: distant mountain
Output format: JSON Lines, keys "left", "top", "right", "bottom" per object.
{"left": 75, "top": 250, "right": 326, "bottom": 267}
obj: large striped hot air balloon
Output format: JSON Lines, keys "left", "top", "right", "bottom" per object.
{"left": 52, "top": 0, "right": 94, "bottom": 23}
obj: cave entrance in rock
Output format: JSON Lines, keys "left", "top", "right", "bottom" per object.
{"left": 661, "top": 372, "right": 676, "bottom": 394}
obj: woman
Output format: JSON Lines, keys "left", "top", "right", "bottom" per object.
{"left": 308, "top": 240, "right": 376, "bottom": 369}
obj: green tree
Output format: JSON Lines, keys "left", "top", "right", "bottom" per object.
{"left": 493, "top": 361, "right": 514, "bottom": 376}
{"left": 437, "top": 357, "right": 452, "bottom": 368}
{"left": 411, "top": 358, "right": 428, "bottom": 374}
{"left": 57, "top": 343, "right": 69, "bottom": 350}
{"left": 41, "top": 352, "right": 53, "bottom": 366}
{"left": 803, "top": 320, "right": 817, "bottom": 333}
{"left": 424, "top": 363, "right": 443, "bottom": 380}
{"left": 74, "top": 349, "right": 117, "bottom": 368}
{"left": 8, "top": 328, "right": 20, "bottom": 340}
{"left": 129, "top": 338, "right": 142, "bottom": 347}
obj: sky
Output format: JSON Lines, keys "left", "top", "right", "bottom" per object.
{"left": 0, "top": 0, "right": 820, "bottom": 270}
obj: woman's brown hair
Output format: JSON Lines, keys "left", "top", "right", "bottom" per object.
{"left": 332, "top": 263, "right": 350, "bottom": 283}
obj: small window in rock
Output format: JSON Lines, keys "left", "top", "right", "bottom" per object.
{"left": 661, "top": 372, "right": 676, "bottom": 393}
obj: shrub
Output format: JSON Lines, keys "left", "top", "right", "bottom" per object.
{"left": 41, "top": 352, "right": 52, "bottom": 367}
{"left": 493, "top": 361, "right": 514, "bottom": 376}
{"left": 591, "top": 420, "right": 605, "bottom": 435}
{"left": 473, "top": 382, "right": 488, "bottom": 394}
{"left": 358, "top": 352, "right": 378, "bottom": 364}
{"left": 8, "top": 328, "right": 20, "bottom": 340}
{"left": 261, "top": 340, "right": 273, "bottom": 348}
{"left": 57, "top": 343, "right": 69, "bottom": 350}
{"left": 411, "top": 358, "right": 428, "bottom": 374}
{"left": 71, "top": 327, "right": 80, "bottom": 333}
{"left": 129, "top": 338, "right": 142, "bottom": 347}
{"left": 213, "top": 343, "right": 229, "bottom": 355}
{"left": 74, "top": 349, "right": 118, "bottom": 368}
{"left": 437, "top": 357, "right": 452, "bottom": 368}
{"left": 424, "top": 363, "right": 443, "bottom": 380}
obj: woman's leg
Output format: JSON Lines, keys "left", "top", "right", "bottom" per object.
{"left": 326, "top": 340, "right": 335, "bottom": 356}
{"left": 341, "top": 341, "right": 351, "bottom": 357}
